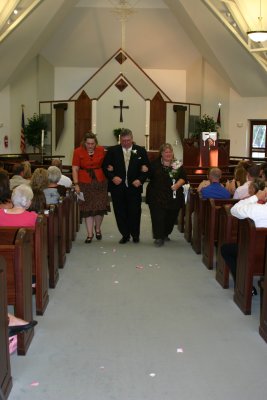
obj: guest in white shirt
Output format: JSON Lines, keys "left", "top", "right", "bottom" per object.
{"left": 233, "top": 163, "right": 260, "bottom": 199}
{"left": 231, "top": 187, "right": 267, "bottom": 228}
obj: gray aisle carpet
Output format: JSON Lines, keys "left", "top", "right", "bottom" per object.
{"left": 9, "top": 204, "right": 267, "bottom": 400}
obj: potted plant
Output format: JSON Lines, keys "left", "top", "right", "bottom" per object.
{"left": 24, "top": 113, "right": 47, "bottom": 152}
{"left": 191, "top": 114, "right": 218, "bottom": 139}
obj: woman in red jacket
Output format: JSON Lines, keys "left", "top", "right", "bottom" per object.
{"left": 72, "top": 132, "right": 109, "bottom": 243}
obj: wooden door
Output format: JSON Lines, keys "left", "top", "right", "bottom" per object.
{"left": 149, "top": 92, "right": 166, "bottom": 150}
{"left": 75, "top": 91, "right": 92, "bottom": 148}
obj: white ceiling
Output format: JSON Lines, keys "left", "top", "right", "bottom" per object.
{"left": 0, "top": 0, "right": 267, "bottom": 96}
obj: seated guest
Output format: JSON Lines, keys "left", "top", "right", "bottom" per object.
{"left": 197, "top": 170, "right": 210, "bottom": 192}
{"left": 221, "top": 187, "right": 267, "bottom": 290}
{"left": 200, "top": 168, "right": 231, "bottom": 199}
{"left": 225, "top": 165, "right": 248, "bottom": 196}
{"left": 29, "top": 168, "right": 49, "bottom": 213}
{"left": 0, "top": 184, "right": 37, "bottom": 227}
{"left": 248, "top": 177, "right": 266, "bottom": 197}
{"left": 9, "top": 163, "right": 30, "bottom": 190}
{"left": 44, "top": 166, "right": 66, "bottom": 205}
{"left": 51, "top": 159, "right": 72, "bottom": 188}
{"left": 260, "top": 162, "right": 267, "bottom": 181}
{"left": 8, "top": 313, "right": 37, "bottom": 337}
{"left": 233, "top": 163, "right": 260, "bottom": 199}
{"left": 21, "top": 160, "right": 32, "bottom": 181}
{"left": 0, "top": 171, "right": 12, "bottom": 209}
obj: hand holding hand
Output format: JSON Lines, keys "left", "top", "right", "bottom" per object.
{"left": 141, "top": 165, "right": 148, "bottom": 173}
{"left": 132, "top": 179, "right": 141, "bottom": 188}
{"left": 112, "top": 176, "right": 122, "bottom": 185}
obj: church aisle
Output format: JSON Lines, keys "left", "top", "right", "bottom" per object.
{"left": 9, "top": 204, "right": 267, "bottom": 400}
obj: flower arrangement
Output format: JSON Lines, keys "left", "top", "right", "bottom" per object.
{"left": 131, "top": 149, "right": 137, "bottom": 155}
{"left": 191, "top": 114, "right": 219, "bottom": 139}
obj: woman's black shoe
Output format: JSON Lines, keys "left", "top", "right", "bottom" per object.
{"left": 95, "top": 228, "right": 102, "bottom": 240}
{"left": 85, "top": 235, "right": 93, "bottom": 243}
{"left": 8, "top": 320, "right": 38, "bottom": 337}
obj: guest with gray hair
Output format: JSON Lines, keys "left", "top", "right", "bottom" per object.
{"left": 44, "top": 166, "right": 66, "bottom": 205}
{"left": 0, "top": 184, "right": 37, "bottom": 227}
{"left": 51, "top": 159, "right": 72, "bottom": 188}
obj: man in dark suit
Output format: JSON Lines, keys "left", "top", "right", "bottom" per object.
{"left": 103, "top": 128, "right": 150, "bottom": 243}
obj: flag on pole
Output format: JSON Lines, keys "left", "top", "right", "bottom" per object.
{"left": 216, "top": 106, "right": 221, "bottom": 127}
{"left": 20, "top": 107, "right": 26, "bottom": 153}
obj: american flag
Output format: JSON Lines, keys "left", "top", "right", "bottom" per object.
{"left": 20, "top": 107, "right": 26, "bottom": 153}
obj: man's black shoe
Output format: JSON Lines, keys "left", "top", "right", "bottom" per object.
{"left": 132, "top": 237, "right": 140, "bottom": 243}
{"left": 119, "top": 236, "right": 130, "bottom": 244}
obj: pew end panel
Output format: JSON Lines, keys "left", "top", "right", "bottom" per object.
{"left": 46, "top": 206, "right": 59, "bottom": 288}
{"left": 58, "top": 198, "right": 66, "bottom": 268}
{"left": 259, "top": 246, "right": 267, "bottom": 343}
{"left": 191, "top": 194, "right": 207, "bottom": 254}
{"left": 202, "top": 199, "right": 238, "bottom": 270}
{"left": 0, "top": 228, "right": 34, "bottom": 355}
{"left": 234, "top": 219, "right": 267, "bottom": 315}
{"left": 32, "top": 215, "right": 49, "bottom": 315}
{"left": 0, "top": 256, "right": 12, "bottom": 399}
{"left": 215, "top": 206, "right": 238, "bottom": 288}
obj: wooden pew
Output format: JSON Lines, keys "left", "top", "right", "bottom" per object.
{"left": 65, "top": 189, "right": 73, "bottom": 253}
{"left": 0, "top": 256, "right": 12, "bottom": 399}
{"left": 259, "top": 247, "right": 267, "bottom": 343}
{"left": 0, "top": 228, "right": 34, "bottom": 355}
{"left": 32, "top": 215, "right": 49, "bottom": 315}
{"left": 191, "top": 192, "right": 207, "bottom": 254}
{"left": 216, "top": 205, "right": 238, "bottom": 288}
{"left": 0, "top": 216, "right": 49, "bottom": 316}
{"left": 234, "top": 219, "right": 267, "bottom": 315}
{"left": 202, "top": 198, "right": 238, "bottom": 270}
{"left": 58, "top": 198, "right": 66, "bottom": 268}
{"left": 45, "top": 206, "right": 59, "bottom": 288}
{"left": 177, "top": 204, "right": 185, "bottom": 233}
{"left": 184, "top": 187, "right": 197, "bottom": 243}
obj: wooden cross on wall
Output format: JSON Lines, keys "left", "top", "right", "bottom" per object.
{"left": 113, "top": 100, "right": 129, "bottom": 122}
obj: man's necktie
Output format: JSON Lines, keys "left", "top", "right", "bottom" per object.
{"left": 124, "top": 149, "right": 131, "bottom": 186}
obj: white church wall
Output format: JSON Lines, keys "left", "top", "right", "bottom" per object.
{"left": 10, "top": 58, "right": 38, "bottom": 153}
{"left": 54, "top": 67, "right": 98, "bottom": 100}
{"left": 186, "top": 57, "right": 203, "bottom": 105}
{"left": 145, "top": 69, "right": 186, "bottom": 102}
{"left": 0, "top": 85, "right": 10, "bottom": 154}
{"left": 37, "top": 56, "right": 54, "bottom": 101}
{"left": 201, "top": 62, "right": 230, "bottom": 140}
{"left": 229, "top": 89, "right": 267, "bottom": 157}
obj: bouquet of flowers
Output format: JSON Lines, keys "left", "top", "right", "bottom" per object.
{"left": 169, "top": 159, "right": 182, "bottom": 199}
{"left": 169, "top": 159, "right": 182, "bottom": 180}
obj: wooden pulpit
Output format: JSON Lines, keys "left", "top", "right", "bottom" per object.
{"left": 183, "top": 138, "right": 230, "bottom": 168}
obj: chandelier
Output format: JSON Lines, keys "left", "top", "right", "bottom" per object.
{"left": 247, "top": 0, "right": 267, "bottom": 42}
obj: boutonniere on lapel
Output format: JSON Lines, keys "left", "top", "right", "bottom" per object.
{"left": 131, "top": 149, "right": 137, "bottom": 155}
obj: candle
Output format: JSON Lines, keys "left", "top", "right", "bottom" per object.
{"left": 41, "top": 130, "right": 44, "bottom": 147}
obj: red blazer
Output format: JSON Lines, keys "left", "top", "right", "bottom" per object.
{"left": 72, "top": 145, "right": 106, "bottom": 184}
